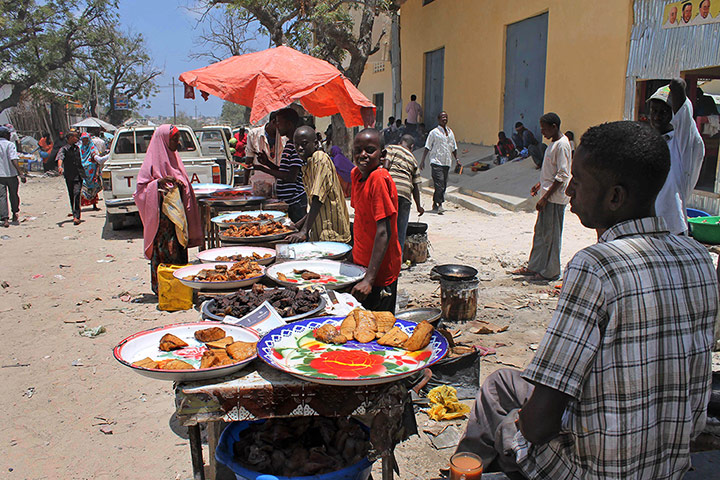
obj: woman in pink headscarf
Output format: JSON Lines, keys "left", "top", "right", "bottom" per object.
{"left": 134, "top": 125, "right": 202, "bottom": 294}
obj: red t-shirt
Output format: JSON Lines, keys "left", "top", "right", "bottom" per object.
{"left": 350, "top": 166, "right": 401, "bottom": 287}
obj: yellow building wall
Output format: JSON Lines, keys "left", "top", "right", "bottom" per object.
{"left": 400, "top": 0, "right": 633, "bottom": 144}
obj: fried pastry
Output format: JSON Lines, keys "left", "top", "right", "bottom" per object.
{"left": 205, "top": 336, "right": 234, "bottom": 349}
{"left": 313, "top": 324, "right": 347, "bottom": 344}
{"left": 159, "top": 333, "right": 188, "bottom": 351}
{"left": 226, "top": 341, "right": 257, "bottom": 361}
{"left": 132, "top": 357, "right": 159, "bottom": 369}
{"left": 158, "top": 359, "right": 194, "bottom": 370}
{"left": 373, "top": 311, "right": 396, "bottom": 336}
{"left": 403, "top": 320, "right": 434, "bottom": 351}
{"left": 353, "top": 310, "right": 378, "bottom": 343}
{"left": 278, "top": 272, "right": 289, "bottom": 282}
{"left": 194, "top": 327, "right": 226, "bottom": 343}
{"left": 340, "top": 310, "right": 359, "bottom": 339}
{"left": 377, "top": 326, "right": 410, "bottom": 348}
{"left": 200, "top": 349, "right": 234, "bottom": 368}
{"left": 294, "top": 269, "right": 321, "bottom": 280}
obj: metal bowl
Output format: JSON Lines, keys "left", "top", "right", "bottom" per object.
{"left": 395, "top": 308, "right": 442, "bottom": 327}
{"left": 406, "top": 222, "right": 428, "bottom": 235}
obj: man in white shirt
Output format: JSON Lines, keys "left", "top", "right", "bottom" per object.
{"left": 0, "top": 126, "right": 27, "bottom": 227}
{"left": 245, "top": 111, "right": 286, "bottom": 197}
{"left": 692, "top": 0, "right": 713, "bottom": 24}
{"left": 512, "top": 113, "right": 572, "bottom": 280}
{"left": 649, "top": 78, "right": 705, "bottom": 235}
{"left": 680, "top": 1, "right": 693, "bottom": 24}
{"left": 420, "top": 111, "right": 459, "bottom": 214}
{"left": 664, "top": 5, "right": 679, "bottom": 27}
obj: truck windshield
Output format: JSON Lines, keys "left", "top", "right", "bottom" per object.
{"left": 113, "top": 130, "right": 198, "bottom": 154}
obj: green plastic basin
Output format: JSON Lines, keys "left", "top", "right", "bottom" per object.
{"left": 688, "top": 216, "right": 720, "bottom": 244}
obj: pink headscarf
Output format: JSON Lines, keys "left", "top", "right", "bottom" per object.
{"left": 134, "top": 124, "right": 203, "bottom": 259}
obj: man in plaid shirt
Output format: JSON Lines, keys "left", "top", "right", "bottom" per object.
{"left": 456, "top": 121, "right": 718, "bottom": 479}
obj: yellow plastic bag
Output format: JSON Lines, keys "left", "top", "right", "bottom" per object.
{"left": 157, "top": 264, "right": 193, "bottom": 311}
{"left": 426, "top": 385, "right": 471, "bottom": 421}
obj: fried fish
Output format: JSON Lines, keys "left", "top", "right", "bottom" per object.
{"left": 200, "top": 349, "right": 235, "bottom": 368}
{"left": 340, "top": 310, "right": 359, "bottom": 339}
{"left": 403, "top": 320, "right": 434, "bottom": 351}
{"left": 159, "top": 333, "right": 188, "bottom": 351}
{"left": 313, "top": 324, "right": 347, "bottom": 344}
{"left": 373, "top": 311, "right": 396, "bottom": 336}
{"left": 226, "top": 341, "right": 257, "bottom": 361}
{"left": 158, "top": 359, "right": 195, "bottom": 370}
{"left": 353, "top": 310, "right": 378, "bottom": 343}
{"left": 194, "top": 327, "right": 226, "bottom": 343}
{"left": 205, "top": 336, "right": 234, "bottom": 349}
{"left": 377, "top": 326, "right": 410, "bottom": 348}
{"left": 132, "top": 357, "right": 159, "bottom": 369}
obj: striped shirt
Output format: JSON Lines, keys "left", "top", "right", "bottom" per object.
{"left": 385, "top": 145, "right": 421, "bottom": 201}
{"left": 275, "top": 141, "right": 306, "bottom": 206}
{"left": 514, "top": 217, "right": 718, "bottom": 479}
{"left": 302, "top": 151, "right": 351, "bottom": 243}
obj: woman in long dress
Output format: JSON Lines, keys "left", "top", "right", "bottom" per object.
{"left": 79, "top": 133, "right": 102, "bottom": 210}
{"left": 134, "top": 125, "right": 203, "bottom": 294}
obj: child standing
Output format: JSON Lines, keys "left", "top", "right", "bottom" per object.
{"left": 286, "top": 126, "right": 351, "bottom": 243}
{"left": 350, "top": 129, "right": 402, "bottom": 313}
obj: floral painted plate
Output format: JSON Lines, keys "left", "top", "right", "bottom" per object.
{"left": 257, "top": 317, "right": 448, "bottom": 386}
{"left": 113, "top": 321, "right": 260, "bottom": 381}
{"left": 265, "top": 260, "right": 366, "bottom": 290}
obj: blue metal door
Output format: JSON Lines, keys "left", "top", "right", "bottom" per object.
{"left": 424, "top": 48, "right": 445, "bottom": 131}
{"left": 503, "top": 13, "right": 548, "bottom": 140}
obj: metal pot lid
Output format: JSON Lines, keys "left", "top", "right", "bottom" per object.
{"left": 431, "top": 264, "right": 478, "bottom": 281}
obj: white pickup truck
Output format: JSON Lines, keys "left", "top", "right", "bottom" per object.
{"left": 101, "top": 125, "right": 233, "bottom": 230}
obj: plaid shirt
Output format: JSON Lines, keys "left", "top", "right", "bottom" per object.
{"left": 514, "top": 217, "right": 717, "bottom": 479}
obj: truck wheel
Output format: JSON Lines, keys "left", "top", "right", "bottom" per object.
{"left": 109, "top": 214, "right": 125, "bottom": 230}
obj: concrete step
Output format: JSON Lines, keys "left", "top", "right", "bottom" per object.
{"left": 421, "top": 185, "right": 510, "bottom": 216}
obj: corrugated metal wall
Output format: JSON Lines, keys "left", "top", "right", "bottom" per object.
{"left": 626, "top": 0, "right": 720, "bottom": 213}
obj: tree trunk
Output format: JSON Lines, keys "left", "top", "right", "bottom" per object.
{"left": 0, "top": 84, "right": 28, "bottom": 113}
{"left": 331, "top": 113, "right": 353, "bottom": 158}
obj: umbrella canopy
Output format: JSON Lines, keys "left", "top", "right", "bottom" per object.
{"left": 179, "top": 46, "right": 375, "bottom": 128}
{"left": 71, "top": 117, "right": 117, "bottom": 131}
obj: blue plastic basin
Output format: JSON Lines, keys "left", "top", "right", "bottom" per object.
{"left": 216, "top": 420, "right": 373, "bottom": 480}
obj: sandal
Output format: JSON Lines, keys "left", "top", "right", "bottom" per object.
{"left": 509, "top": 267, "right": 535, "bottom": 276}
{"left": 73, "top": 217, "right": 81, "bottom": 225}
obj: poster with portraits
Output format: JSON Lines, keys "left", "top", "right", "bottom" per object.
{"left": 663, "top": 0, "right": 720, "bottom": 28}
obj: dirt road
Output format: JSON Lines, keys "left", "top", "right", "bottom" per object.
{"left": 1, "top": 175, "right": 596, "bottom": 479}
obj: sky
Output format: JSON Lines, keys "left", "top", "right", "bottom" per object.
{"left": 116, "top": 0, "right": 267, "bottom": 118}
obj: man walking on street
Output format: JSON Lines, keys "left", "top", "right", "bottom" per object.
{"left": 57, "top": 130, "right": 86, "bottom": 225}
{"left": 245, "top": 111, "right": 286, "bottom": 196}
{"left": 457, "top": 121, "right": 717, "bottom": 479}
{"left": 648, "top": 78, "right": 704, "bottom": 235}
{"left": 511, "top": 113, "right": 571, "bottom": 280}
{"left": 386, "top": 134, "right": 424, "bottom": 252}
{"left": 421, "top": 112, "right": 459, "bottom": 214}
{"left": 405, "top": 94, "right": 423, "bottom": 142}
{"left": 0, "top": 126, "right": 27, "bottom": 227}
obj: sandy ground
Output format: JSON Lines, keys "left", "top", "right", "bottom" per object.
{"left": 0, "top": 175, "right": 598, "bottom": 479}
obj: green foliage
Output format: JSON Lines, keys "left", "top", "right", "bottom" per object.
{"left": 220, "top": 101, "right": 251, "bottom": 126}
{"left": 0, "top": 0, "right": 119, "bottom": 111}
{"left": 174, "top": 111, "right": 203, "bottom": 131}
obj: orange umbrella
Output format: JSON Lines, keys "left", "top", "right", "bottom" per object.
{"left": 179, "top": 46, "right": 376, "bottom": 127}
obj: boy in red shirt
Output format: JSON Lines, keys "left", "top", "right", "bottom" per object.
{"left": 350, "top": 129, "right": 402, "bottom": 313}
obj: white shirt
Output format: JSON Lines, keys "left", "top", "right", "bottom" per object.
{"left": 424, "top": 126, "right": 457, "bottom": 167}
{"left": 691, "top": 13, "right": 714, "bottom": 25}
{"left": 655, "top": 98, "right": 705, "bottom": 235}
{"left": 91, "top": 136, "right": 107, "bottom": 155}
{"left": 406, "top": 101, "right": 422, "bottom": 124}
{"left": 539, "top": 134, "right": 572, "bottom": 205}
{"left": 0, "top": 138, "right": 19, "bottom": 177}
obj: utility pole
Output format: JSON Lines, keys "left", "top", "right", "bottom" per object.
{"left": 172, "top": 76, "right": 177, "bottom": 124}
{"left": 391, "top": 10, "right": 402, "bottom": 121}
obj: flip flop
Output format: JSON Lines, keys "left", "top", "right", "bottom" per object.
{"left": 509, "top": 267, "right": 535, "bottom": 276}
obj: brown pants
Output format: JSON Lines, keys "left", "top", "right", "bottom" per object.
{"left": 456, "top": 368, "right": 534, "bottom": 477}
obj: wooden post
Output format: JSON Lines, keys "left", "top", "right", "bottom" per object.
{"left": 188, "top": 424, "right": 205, "bottom": 480}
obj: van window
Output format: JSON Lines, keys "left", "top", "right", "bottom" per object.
{"left": 201, "top": 131, "right": 222, "bottom": 142}
{"left": 114, "top": 132, "right": 135, "bottom": 154}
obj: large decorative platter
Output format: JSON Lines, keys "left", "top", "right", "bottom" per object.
{"left": 196, "top": 246, "right": 276, "bottom": 265}
{"left": 257, "top": 317, "right": 448, "bottom": 386}
{"left": 211, "top": 210, "right": 287, "bottom": 228}
{"left": 266, "top": 260, "right": 366, "bottom": 290}
{"left": 276, "top": 241, "right": 352, "bottom": 261}
{"left": 173, "top": 262, "right": 265, "bottom": 290}
{"left": 201, "top": 295, "right": 327, "bottom": 323}
{"left": 113, "top": 321, "right": 260, "bottom": 381}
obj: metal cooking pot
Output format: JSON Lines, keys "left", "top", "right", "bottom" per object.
{"left": 430, "top": 264, "right": 478, "bottom": 281}
{"left": 406, "top": 222, "right": 428, "bottom": 235}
